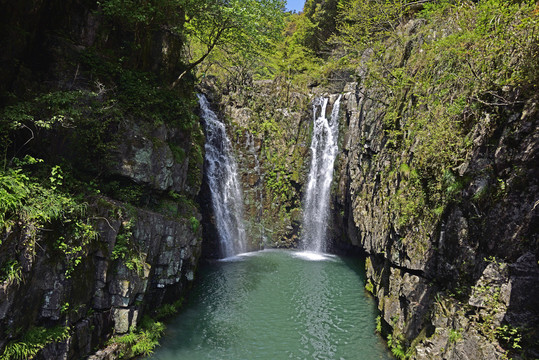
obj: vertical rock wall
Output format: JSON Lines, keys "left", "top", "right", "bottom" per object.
{"left": 333, "top": 72, "right": 538, "bottom": 359}
{"left": 0, "top": 119, "right": 203, "bottom": 358}
{"left": 0, "top": 1, "right": 204, "bottom": 358}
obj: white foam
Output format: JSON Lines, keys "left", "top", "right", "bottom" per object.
{"left": 219, "top": 250, "right": 264, "bottom": 262}
{"left": 218, "top": 255, "right": 245, "bottom": 262}
{"left": 293, "top": 251, "right": 334, "bottom": 262}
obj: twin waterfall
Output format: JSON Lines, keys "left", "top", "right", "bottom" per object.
{"left": 198, "top": 94, "right": 246, "bottom": 258}
{"left": 302, "top": 95, "right": 342, "bottom": 253}
{"left": 198, "top": 93, "right": 341, "bottom": 257}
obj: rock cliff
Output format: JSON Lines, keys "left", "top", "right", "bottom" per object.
{"left": 0, "top": 0, "right": 204, "bottom": 358}
{"left": 336, "top": 79, "right": 538, "bottom": 358}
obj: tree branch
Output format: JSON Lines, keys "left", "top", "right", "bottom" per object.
{"left": 169, "top": 20, "right": 230, "bottom": 89}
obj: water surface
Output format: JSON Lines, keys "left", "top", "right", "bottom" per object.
{"left": 150, "top": 250, "right": 392, "bottom": 360}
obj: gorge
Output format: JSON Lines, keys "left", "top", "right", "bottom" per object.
{"left": 147, "top": 94, "right": 392, "bottom": 359}
{"left": 0, "top": 0, "right": 538, "bottom": 359}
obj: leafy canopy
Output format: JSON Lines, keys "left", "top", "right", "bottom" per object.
{"left": 175, "top": 0, "right": 286, "bottom": 86}
{"left": 99, "top": 0, "right": 286, "bottom": 85}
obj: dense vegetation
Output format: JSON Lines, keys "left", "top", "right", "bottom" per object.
{"left": 1, "top": 0, "right": 538, "bottom": 358}
{"left": 203, "top": 0, "right": 537, "bottom": 248}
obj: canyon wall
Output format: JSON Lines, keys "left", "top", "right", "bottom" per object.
{"left": 335, "top": 80, "right": 538, "bottom": 359}
{"left": 0, "top": 1, "right": 203, "bottom": 358}
{"left": 205, "top": 17, "right": 538, "bottom": 358}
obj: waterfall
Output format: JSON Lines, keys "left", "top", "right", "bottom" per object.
{"left": 198, "top": 93, "right": 246, "bottom": 258}
{"left": 302, "top": 95, "right": 342, "bottom": 253}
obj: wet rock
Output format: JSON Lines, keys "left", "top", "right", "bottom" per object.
{"left": 0, "top": 197, "right": 202, "bottom": 359}
{"left": 331, "top": 46, "right": 538, "bottom": 357}
{"left": 110, "top": 122, "right": 190, "bottom": 193}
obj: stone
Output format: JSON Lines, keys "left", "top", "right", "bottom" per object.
{"left": 109, "top": 122, "right": 189, "bottom": 193}
{"left": 112, "top": 308, "right": 138, "bottom": 334}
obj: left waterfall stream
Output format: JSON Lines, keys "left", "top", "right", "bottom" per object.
{"left": 197, "top": 93, "right": 247, "bottom": 258}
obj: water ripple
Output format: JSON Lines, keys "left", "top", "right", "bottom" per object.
{"left": 150, "top": 250, "right": 392, "bottom": 360}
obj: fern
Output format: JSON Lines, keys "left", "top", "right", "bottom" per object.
{"left": 0, "top": 326, "right": 70, "bottom": 360}
{"left": 0, "top": 260, "right": 22, "bottom": 287}
{"left": 109, "top": 316, "right": 165, "bottom": 358}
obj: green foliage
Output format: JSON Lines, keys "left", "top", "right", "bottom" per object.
{"left": 1, "top": 90, "right": 87, "bottom": 135}
{"left": 365, "top": 279, "right": 374, "bottom": 294}
{"left": 387, "top": 333, "right": 410, "bottom": 359}
{"left": 99, "top": 0, "right": 184, "bottom": 27}
{"left": 80, "top": 50, "right": 198, "bottom": 129}
{"left": 0, "top": 260, "right": 22, "bottom": 286}
{"left": 155, "top": 298, "right": 184, "bottom": 320}
{"left": 442, "top": 169, "right": 465, "bottom": 198}
{"left": 0, "top": 88, "right": 122, "bottom": 174}
{"left": 302, "top": 0, "right": 338, "bottom": 55}
{"left": 111, "top": 219, "right": 146, "bottom": 276}
{"left": 496, "top": 325, "right": 522, "bottom": 350}
{"left": 375, "top": 315, "right": 382, "bottom": 333}
{"left": 366, "top": 0, "right": 539, "bottom": 241}
{"left": 56, "top": 220, "right": 98, "bottom": 278}
{"left": 101, "top": 0, "right": 286, "bottom": 86}
{"left": 335, "top": 0, "right": 405, "bottom": 50}
{"left": 109, "top": 316, "right": 165, "bottom": 358}
{"left": 266, "top": 165, "right": 294, "bottom": 204}
{"left": 184, "top": 0, "right": 285, "bottom": 64}
{"left": 0, "top": 168, "right": 31, "bottom": 230}
{"left": 449, "top": 328, "right": 462, "bottom": 343}
{"left": 277, "top": 13, "right": 326, "bottom": 83}
{"left": 60, "top": 302, "right": 70, "bottom": 315}
{"left": 0, "top": 164, "right": 97, "bottom": 270}
{"left": 118, "top": 69, "right": 198, "bottom": 128}
{"left": 168, "top": 143, "right": 186, "bottom": 163}
{"left": 0, "top": 326, "right": 70, "bottom": 360}
{"left": 197, "top": 6, "right": 330, "bottom": 89}
{"left": 102, "top": 181, "right": 145, "bottom": 205}
{"left": 189, "top": 216, "right": 200, "bottom": 233}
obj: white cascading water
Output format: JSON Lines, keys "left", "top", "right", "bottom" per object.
{"left": 302, "top": 95, "right": 342, "bottom": 253}
{"left": 198, "top": 93, "right": 246, "bottom": 258}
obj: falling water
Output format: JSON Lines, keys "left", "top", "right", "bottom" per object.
{"left": 302, "top": 95, "right": 342, "bottom": 253}
{"left": 198, "top": 93, "right": 246, "bottom": 258}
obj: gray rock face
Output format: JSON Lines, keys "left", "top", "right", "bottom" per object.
{"left": 111, "top": 122, "right": 192, "bottom": 194}
{"left": 0, "top": 198, "right": 202, "bottom": 358}
{"left": 0, "top": 0, "right": 203, "bottom": 358}
{"left": 200, "top": 79, "right": 312, "bottom": 251}
{"left": 332, "top": 75, "right": 538, "bottom": 358}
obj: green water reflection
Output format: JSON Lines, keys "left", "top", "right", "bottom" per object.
{"left": 149, "top": 250, "right": 392, "bottom": 360}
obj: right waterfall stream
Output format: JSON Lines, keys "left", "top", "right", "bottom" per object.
{"left": 302, "top": 95, "right": 342, "bottom": 253}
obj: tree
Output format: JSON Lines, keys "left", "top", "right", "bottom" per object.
{"left": 99, "top": 0, "right": 286, "bottom": 87}
{"left": 335, "top": 0, "right": 406, "bottom": 51}
{"left": 302, "top": 0, "right": 339, "bottom": 55}
{"left": 173, "top": 0, "right": 285, "bottom": 87}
